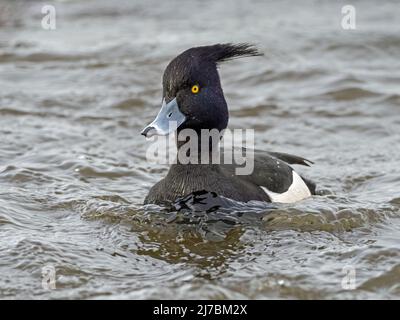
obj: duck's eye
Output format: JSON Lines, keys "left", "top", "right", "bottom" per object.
{"left": 191, "top": 84, "right": 200, "bottom": 94}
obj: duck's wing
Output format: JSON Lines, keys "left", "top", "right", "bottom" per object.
{"left": 265, "top": 151, "right": 314, "bottom": 167}
{"left": 255, "top": 149, "right": 317, "bottom": 195}
{"left": 234, "top": 147, "right": 314, "bottom": 166}
{"left": 221, "top": 148, "right": 316, "bottom": 202}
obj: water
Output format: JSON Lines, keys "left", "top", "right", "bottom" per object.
{"left": 0, "top": 0, "right": 399, "bottom": 299}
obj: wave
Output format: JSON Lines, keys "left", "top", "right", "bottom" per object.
{"left": 0, "top": 52, "right": 90, "bottom": 63}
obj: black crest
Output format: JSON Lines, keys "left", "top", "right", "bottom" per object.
{"left": 205, "top": 43, "right": 262, "bottom": 64}
{"left": 191, "top": 43, "right": 263, "bottom": 65}
{"left": 163, "top": 43, "right": 262, "bottom": 96}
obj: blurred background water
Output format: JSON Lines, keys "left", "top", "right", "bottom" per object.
{"left": 0, "top": 0, "right": 399, "bottom": 299}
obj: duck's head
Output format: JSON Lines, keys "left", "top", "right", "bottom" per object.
{"left": 141, "top": 43, "right": 262, "bottom": 138}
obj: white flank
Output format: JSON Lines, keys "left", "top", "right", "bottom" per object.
{"left": 260, "top": 171, "right": 312, "bottom": 203}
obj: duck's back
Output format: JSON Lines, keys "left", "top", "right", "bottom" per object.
{"left": 144, "top": 149, "right": 315, "bottom": 205}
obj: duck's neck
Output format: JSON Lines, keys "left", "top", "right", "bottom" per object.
{"left": 175, "top": 129, "right": 224, "bottom": 165}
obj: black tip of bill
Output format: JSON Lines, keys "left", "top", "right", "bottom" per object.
{"left": 141, "top": 126, "right": 155, "bottom": 138}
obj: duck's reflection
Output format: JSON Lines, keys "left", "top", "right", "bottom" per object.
{"left": 133, "top": 191, "right": 273, "bottom": 278}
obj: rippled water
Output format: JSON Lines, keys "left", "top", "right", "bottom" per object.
{"left": 1, "top": 0, "right": 400, "bottom": 299}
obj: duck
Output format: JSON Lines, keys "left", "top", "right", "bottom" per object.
{"left": 141, "top": 43, "right": 316, "bottom": 206}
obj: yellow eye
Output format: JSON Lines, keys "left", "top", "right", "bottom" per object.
{"left": 191, "top": 84, "right": 200, "bottom": 94}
